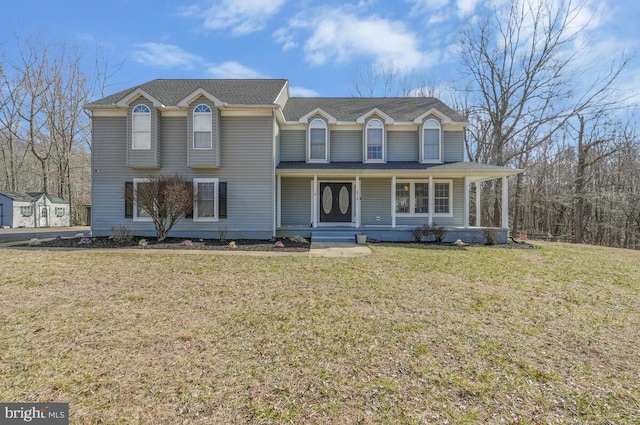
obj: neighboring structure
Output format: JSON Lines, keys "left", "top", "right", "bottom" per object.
{"left": 85, "top": 79, "right": 521, "bottom": 242}
{"left": 0, "top": 191, "right": 71, "bottom": 228}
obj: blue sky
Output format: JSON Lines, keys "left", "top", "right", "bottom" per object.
{"left": 2, "top": 0, "right": 639, "bottom": 100}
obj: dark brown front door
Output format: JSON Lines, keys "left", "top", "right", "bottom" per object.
{"left": 319, "top": 182, "right": 352, "bottom": 223}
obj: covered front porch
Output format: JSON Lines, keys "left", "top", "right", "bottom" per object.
{"left": 275, "top": 162, "right": 522, "bottom": 243}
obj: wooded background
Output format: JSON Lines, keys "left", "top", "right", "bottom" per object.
{"left": 1, "top": 0, "right": 638, "bottom": 247}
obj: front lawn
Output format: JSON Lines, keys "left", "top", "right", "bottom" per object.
{"left": 1, "top": 243, "right": 638, "bottom": 423}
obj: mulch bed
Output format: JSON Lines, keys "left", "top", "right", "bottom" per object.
{"left": 22, "top": 236, "right": 311, "bottom": 252}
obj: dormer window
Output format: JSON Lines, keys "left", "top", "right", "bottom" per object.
{"left": 422, "top": 119, "right": 441, "bottom": 163}
{"left": 193, "top": 104, "right": 212, "bottom": 149}
{"left": 132, "top": 104, "right": 151, "bottom": 150}
{"left": 308, "top": 118, "right": 328, "bottom": 162}
{"left": 365, "top": 119, "right": 384, "bottom": 162}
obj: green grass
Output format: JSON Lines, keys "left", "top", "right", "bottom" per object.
{"left": 1, "top": 242, "right": 639, "bottom": 423}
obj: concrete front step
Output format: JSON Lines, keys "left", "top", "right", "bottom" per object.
{"left": 311, "top": 231, "right": 364, "bottom": 244}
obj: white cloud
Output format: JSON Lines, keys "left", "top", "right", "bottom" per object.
{"left": 273, "top": 27, "right": 298, "bottom": 51}
{"left": 206, "top": 61, "right": 264, "bottom": 78}
{"left": 133, "top": 43, "right": 203, "bottom": 68}
{"left": 290, "top": 86, "right": 320, "bottom": 97}
{"left": 409, "top": 0, "right": 450, "bottom": 14}
{"left": 456, "top": 0, "right": 479, "bottom": 17}
{"left": 296, "top": 12, "right": 434, "bottom": 72}
{"left": 183, "top": 0, "right": 287, "bottom": 36}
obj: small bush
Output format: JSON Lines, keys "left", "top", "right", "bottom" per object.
{"left": 111, "top": 224, "right": 133, "bottom": 243}
{"left": 182, "top": 240, "right": 193, "bottom": 247}
{"left": 28, "top": 238, "right": 41, "bottom": 246}
{"left": 218, "top": 224, "right": 229, "bottom": 241}
{"left": 412, "top": 224, "right": 447, "bottom": 243}
{"left": 289, "top": 235, "right": 309, "bottom": 244}
{"left": 74, "top": 233, "right": 85, "bottom": 239}
{"left": 431, "top": 225, "right": 447, "bottom": 243}
{"left": 274, "top": 241, "right": 285, "bottom": 248}
{"left": 78, "top": 237, "right": 92, "bottom": 245}
{"left": 411, "top": 225, "right": 427, "bottom": 242}
{"left": 482, "top": 228, "right": 499, "bottom": 245}
{"left": 138, "top": 239, "right": 148, "bottom": 247}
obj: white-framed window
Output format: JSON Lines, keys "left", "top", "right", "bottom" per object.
{"left": 20, "top": 205, "right": 33, "bottom": 217}
{"left": 193, "top": 178, "right": 219, "bottom": 222}
{"left": 55, "top": 207, "right": 65, "bottom": 217}
{"left": 193, "top": 104, "right": 213, "bottom": 149}
{"left": 395, "top": 179, "right": 453, "bottom": 217}
{"left": 365, "top": 118, "right": 384, "bottom": 162}
{"left": 308, "top": 118, "right": 328, "bottom": 162}
{"left": 133, "top": 178, "right": 152, "bottom": 221}
{"left": 132, "top": 104, "right": 151, "bottom": 150}
{"left": 421, "top": 119, "right": 442, "bottom": 163}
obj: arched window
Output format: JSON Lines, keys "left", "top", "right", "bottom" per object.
{"left": 193, "top": 104, "right": 212, "bottom": 149}
{"left": 308, "top": 118, "right": 328, "bottom": 162}
{"left": 422, "top": 119, "right": 441, "bottom": 162}
{"left": 132, "top": 104, "right": 151, "bottom": 150}
{"left": 365, "top": 119, "right": 384, "bottom": 162}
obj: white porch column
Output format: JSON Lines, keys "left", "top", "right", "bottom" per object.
{"left": 312, "top": 175, "right": 318, "bottom": 228}
{"left": 463, "top": 176, "right": 470, "bottom": 228}
{"left": 475, "top": 181, "right": 482, "bottom": 226}
{"left": 355, "top": 175, "right": 361, "bottom": 228}
{"left": 391, "top": 175, "right": 396, "bottom": 228}
{"left": 502, "top": 176, "right": 509, "bottom": 230}
{"left": 276, "top": 175, "right": 282, "bottom": 229}
{"left": 428, "top": 176, "right": 434, "bottom": 226}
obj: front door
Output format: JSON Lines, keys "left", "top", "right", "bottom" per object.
{"left": 320, "top": 182, "right": 352, "bottom": 223}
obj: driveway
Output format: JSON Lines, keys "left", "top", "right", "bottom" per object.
{"left": 0, "top": 226, "right": 90, "bottom": 242}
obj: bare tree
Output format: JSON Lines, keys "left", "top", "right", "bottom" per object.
{"left": 124, "top": 175, "right": 194, "bottom": 241}
{"left": 458, "top": 0, "right": 631, "bottom": 228}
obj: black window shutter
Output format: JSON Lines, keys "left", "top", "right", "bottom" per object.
{"left": 185, "top": 181, "right": 193, "bottom": 218}
{"left": 219, "top": 182, "right": 227, "bottom": 218}
{"left": 124, "top": 182, "right": 133, "bottom": 218}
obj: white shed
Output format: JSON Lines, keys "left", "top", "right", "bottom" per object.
{"left": 0, "top": 191, "right": 71, "bottom": 228}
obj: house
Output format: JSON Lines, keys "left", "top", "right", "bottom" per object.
{"left": 84, "top": 79, "right": 521, "bottom": 243}
{"left": 0, "top": 191, "right": 71, "bottom": 228}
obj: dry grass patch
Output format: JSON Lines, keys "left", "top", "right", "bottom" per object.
{"left": 1, "top": 243, "right": 639, "bottom": 423}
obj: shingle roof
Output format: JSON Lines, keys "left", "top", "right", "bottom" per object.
{"left": 0, "top": 191, "right": 36, "bottom": 202}
{"left": 282, "top": 97, "right": 467, "bottom": 123}
{"left": 86, "top": 79, "right": 288, "bottom": 107}
{"left": 276, "top": 161, "right": 522, "bottom": 176}
{"left": 27, "top": 192, "right": 69, "bottom": 204}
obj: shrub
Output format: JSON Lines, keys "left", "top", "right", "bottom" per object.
{"left": 274, "top": 241, "right": 285, "bottom": 248}
{"left": 182, "top": 240, "right": 193, "bottom": 247}
{"left": 431, "top": 225, "right": 447, "bottom": 243}
{"left": 412, "top": 224, "right": 447, "bottom": 243}
{"left": 289, "top": 235, "right": 309, "bottom": 244}
{"left": 482, "top": 228, "right": 499, "bottom": 245}
{"left": 74, "top": 233, "right": 84, "bottom": 238}
{"left": 28, "top": 238, "right": 41, "bottom": 246}
{"left": 411, "top": 225, "right": 427, "bottom": 242}
{"left": 217, "top": 224, "right": 229, "bottom": 241}
{"left": 111, "top": 224, "right": 133, "bottom": 243}
{"left": 138, "top": 239, "right": 148, "bottom": 247}
{"left": 78, "top": 237, "right": 92, "bottom": 245}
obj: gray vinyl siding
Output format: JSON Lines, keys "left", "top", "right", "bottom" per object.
{"left": 187, "top": 97, "right": 221, "bottom": 168}
{"left": 330, "top": 130, "right": 361, "bottom": 162}
{"left": 280, "top": 177, "right": 311, "bottom": 226}
{"left": 361, "top": 179, "right": 392, "bottom": 225}
{"left": 280, "top": 130, "right": 305, "bottom": 161}
{"left": 92, "top": 114, "right": 276, "bottom": 239}
{"left": 443, "top": 130, "right": 464, "bottom": 162}
{"left": 388, "top": 131, "right": 418, "bottom": 161}
{"left": 127, "top": 98, "right": 160, "bottom": 168}
{"left": 395, "top": 178, "right": 464, "bottom": 227}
